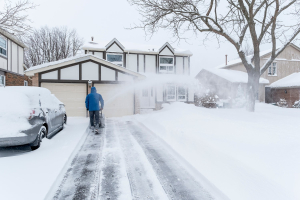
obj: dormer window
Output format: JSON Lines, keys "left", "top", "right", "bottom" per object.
{"left": 159, "top": 57, "right": 174, "bottom": 73}
{"left": 0, "top": 36, "right": 7, "bottom": 57}
{"left": 107, "top": 53, "right": 123, "bottom": 67}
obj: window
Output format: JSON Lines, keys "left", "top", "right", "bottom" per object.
{"left": 0, "top": 36, "right": 7, "bottom": 57}
{"left": 166, "top": 85, "right": 176, "bottom": 101}
{"left": 268, "top": 62, "right": 277, "bottom": 76}
{"left": 24, "top": 80, "right": 28, "bottom": 86}
{"left": 177, "top": 86, "right": 186, "bottom": 101}
{"left": 106, "top": 53, "right": 123, "bottom": 67}
{"left": 0, "top": 75, "right": 5, "bottom": 87}
{"left": 159, "top": 57, "right": 174, "bottom": 73}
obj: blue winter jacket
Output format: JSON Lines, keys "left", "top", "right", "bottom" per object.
{"left": 85, "top": 87, "right": 104, "bottom": 111}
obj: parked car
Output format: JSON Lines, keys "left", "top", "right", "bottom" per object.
{"left": 0, "top": 87, "right": 67, "bottom": 150}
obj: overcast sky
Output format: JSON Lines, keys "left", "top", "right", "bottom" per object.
{"left": 1, "top": 0, "right": 280, "bottom": 76}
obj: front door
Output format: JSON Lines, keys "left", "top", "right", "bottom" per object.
{"left": 140, "top": 87, "right": 155, "bottom": 108}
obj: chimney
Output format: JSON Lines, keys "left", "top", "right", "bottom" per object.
{"left": 225, "top": 55, "right": 228, "bottom": 65}
{"left": 91, "top": 36, "right": 94, "bottom": 41}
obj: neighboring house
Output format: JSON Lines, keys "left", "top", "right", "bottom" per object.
{"left": 218, "top": 43, "right": 300, "bottom": 85}
{"left": 0, "top": 29, "right": 31, "bottom": 87}
{"left": 266, "top": 72, "right": 300, "bottom": 107}
{"left": 195, "top": 68, "right": 269, "bottom": 102}
{"left": 25, "top": 38, "right": 194, "bottom": 117}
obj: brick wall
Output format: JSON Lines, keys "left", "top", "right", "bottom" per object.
{"left": 5, "top": 72, "right": 32, "bottom": 86}
{"left": 32, "top": 73, "right": 39, "bottom": 86}
{"left": 270, "top": 88, "right": 300, "bottom": 107}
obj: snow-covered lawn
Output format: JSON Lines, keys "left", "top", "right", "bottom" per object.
{"left": 0, "top": 117, "right": 89, "bottom": 200}
{"left": 134, "top": 103, "right": 300, "bottom": 200}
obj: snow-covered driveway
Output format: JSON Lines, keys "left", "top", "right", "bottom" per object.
{"left": 48, "top": 119, "right": 222, "bottom": 200}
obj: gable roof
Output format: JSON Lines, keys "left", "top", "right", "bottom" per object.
{"left": 269, "top": 72, "right": 300, "bottom": 88}
{"left": 216, "top": 43, "right": 300, "bottom": 69}
{"left": 105, "top": 38, "right": 125, "bottom": 50}
{"left": 25, "top": 54, "right": 145, "bottom": 79}
{"left": 159, "top": 42, "right": 174, "bottom": 54}
{"left": 197, "top": 68, "right": 269, "bottom": 84}
{"left": 82, "top": 38, "right": 193, "bottom": 56}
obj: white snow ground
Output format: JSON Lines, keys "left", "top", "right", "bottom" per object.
{"left": 133, "top": 102, "right": 300, "bottom": 200}
{"left": 0, "top": 117, "right": 89, "bottom": 200}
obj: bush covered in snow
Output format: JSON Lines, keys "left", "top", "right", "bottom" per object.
{"left": 232, "top": 84, "right": 246, "bottom": 108}
{"left": 293, "top": 100, "right": 300, "bottom": 108}
{"left": 195, "top": 91, "right": 219, "bottom": 108}
{"left": 277, "top": 99, "right": 288, "bottom": 108}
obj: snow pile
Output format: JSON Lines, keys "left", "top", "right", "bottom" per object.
{"left": 269, "top": 72, "right": 300, "bottom": 88}
{"left": 0, "top": 88, "right": 31, "bottom": 137}
{"left": 201, "top": 68, "right": 269, "bottom": 84}
{"left": 133, "top": 102, "right": 300, "bottom": 200}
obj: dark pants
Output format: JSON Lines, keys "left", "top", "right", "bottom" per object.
{"left": 89, "top": 111, "right": 99, "bottom": 127}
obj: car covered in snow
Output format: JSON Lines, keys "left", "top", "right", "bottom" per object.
{"left": 0, "top": 87, "right": 67, "bottom": 150}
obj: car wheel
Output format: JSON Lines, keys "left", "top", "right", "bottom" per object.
{"left": 30, "top": 126, "right": 47, "bottom": 151}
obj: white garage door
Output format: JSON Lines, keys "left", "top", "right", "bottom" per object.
{"left": 41, "top": 83, "right": 87, "bottom": 117}
{"left": 94, "top": 84, "right": 134, "bottom": 117}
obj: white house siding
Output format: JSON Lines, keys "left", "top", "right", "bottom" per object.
{"left": 94, "top": 52, "right": 103, "bottom": 59}
{"left": 156, "top": 84, "right": 164, "bottom": 102}
{"left": 138, "top": 55, "right": 144, "bottom": 73}
{"left": 61, "top": 65, "right": 79, "bottom": 80}
{"left": 160, "top": 47, "right": 173, "bottom": 56}
{"left": 18, "top": 47, "right": 24, "bottom": 75}
{"left": 106, "top": 43, "right": 123, "bottom": 53}
{"left": 7, "top": 39, "right": 11, "bottom": 71}
{"left": 101, "top": 66, "right": 115, "bottom": 81}
{"left": 184, "top": 57, "right": 189, "bottom": 75}
{"left": 11, "top": 42, "right": 18, "bottom": 73}
{"left": 176, "top": 57, "right": 183, "bottom": 74}
{"left": 0, "top": 57, "right": 7, "bottom": 70}
{"left": 126, "top": 54, "right": 138, "bottom": 72}
{"left": 118, "top": 72, "right": 133, "bottom": 81}
{"left": 42, "top": 71, "right": 58, "bottom": 79}
{"left": 145, "top": 55, "right": 156, "bottom": 73}
{"left": 82, "top": 62, "right": 99, "bottom": 80}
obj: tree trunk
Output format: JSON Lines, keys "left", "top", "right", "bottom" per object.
{"left": 246, "top": 70, "right": 260, "bottom": 112}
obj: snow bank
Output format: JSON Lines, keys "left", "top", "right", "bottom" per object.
{"left": 133, "top": 102, "right": 300, "bottom": 200}
{"left": 0, "top": 88, "right": 31, "bottom": 137}
{"left": 269, "top": 72, "right": 300, "bottom": 88}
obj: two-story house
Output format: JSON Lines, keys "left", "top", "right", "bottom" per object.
{"left": 25, "top": 38, "right": 194, "bottom": 118}
{"left": 0, "top": 29, "right": 31, "bottom": 87}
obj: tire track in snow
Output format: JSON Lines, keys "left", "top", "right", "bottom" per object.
{"left": 126, "top": 121, "right": 214, "bottom": 200}
{"left": 116, "top": 120, "right": 168, "bottom": 200}
{"left": 51, "top": 127, "right": 104, "bottom": 200}
{"left": 99, "top": 119, "right": 131, "bottom": 200}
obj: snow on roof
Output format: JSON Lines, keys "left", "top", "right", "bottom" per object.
{"left": 269, "top": 72, "right": 300, "bottom": 88}
{"left": 25, "top": 54, "right": 145, "bottom": 78}
{"left": 25, "top": 54, "right": 90, "bottom": 72}
{"left": 81, "top": 39, "right": 193, "bottom": 56}
{"left": 216, "top": 43, "right": 300, "bottom": 69}
{"left": 201, "top": 68, "right": 269, "bottom": 84}
{"left": 216, "top": 48, "right": 273, "bottom": 69}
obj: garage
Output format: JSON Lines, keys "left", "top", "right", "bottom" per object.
{"left": 25, "top": 54, "right": 144, "bottom": 118}
{"left": 41, "top": 83, "right": 87, "bottom": 117}
{"left": 94, "top": 84, "right": 134, "bottom": 117}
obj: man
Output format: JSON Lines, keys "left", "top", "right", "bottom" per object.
{"left": 85, "top": 87, "right": 104, "bottom": 129}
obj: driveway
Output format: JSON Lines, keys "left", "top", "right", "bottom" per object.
{"left": 47, "top": 119, "right": 220, "bottom": 200}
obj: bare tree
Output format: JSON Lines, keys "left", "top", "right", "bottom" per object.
{"left": 0, "top": 0, "right": 36, "bottom": 38}
{"left": 128, "top": 0, "right": 300, "bottom": 111}
{"left": 24, "top": 26, "right": 84, "bottom": 68}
